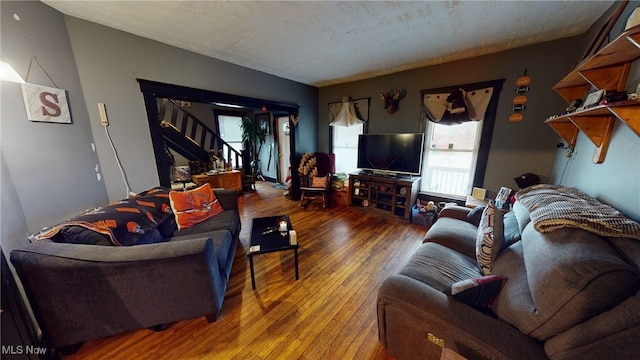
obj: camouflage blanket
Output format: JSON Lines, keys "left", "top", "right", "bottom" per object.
{"left": 515, "top": 184, "right": 640, "bottom": 240}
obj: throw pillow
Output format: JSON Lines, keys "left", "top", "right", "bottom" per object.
{"left": 502, "top": 211, "right": 522, "bottom": 248}
{"left": 444, "top": 275, "right": 508, "bottom": 311}
{"left": 169, "top": 183, "right": 224, "bottom": 231}
{"left": 312, "top": 176, "right": 328, "bottom": 188}
{"left": 476, "top": 201, "right": 504, "bottom": 275}
{"left": 466, "top": 205, "right": 486, "bottom": 226}
{"left": 59, "top": 225, "right": 113, "bottom": 246}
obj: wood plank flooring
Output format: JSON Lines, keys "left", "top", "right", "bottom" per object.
{"left": 64, "top": 182, "right": 428, "bottom": 359}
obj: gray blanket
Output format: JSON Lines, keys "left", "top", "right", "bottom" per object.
{"left": 516, "top": 184, "right": 640, "bottom": 240}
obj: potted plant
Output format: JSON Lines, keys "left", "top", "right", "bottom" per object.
{"left": 240, "top": 116, "right": 267, "bottom": 179}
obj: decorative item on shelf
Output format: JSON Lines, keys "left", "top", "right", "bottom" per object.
{"left": 380, "top": 88, "right": 407, "bottom": 114}
{"left": 604, "top": 91, "right": 629, "bottom": 104}
{"left": 566, "top": 98, "right": 584, "bottom": 112}
{"left": 583, "top": 89, "right": 605, "bottom": 108}
{"left": 471, "top": 187, "right": 486, "bottom": 200}
{"left": 494, "top": 186, "right": 512, "bottom": 210}
{"left": 509, "top": 69, "right": 531, "bottom": 123}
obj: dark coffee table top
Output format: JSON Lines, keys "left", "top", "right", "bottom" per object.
{"left": 249, "top": 215, "right": 297, "bottom": 255}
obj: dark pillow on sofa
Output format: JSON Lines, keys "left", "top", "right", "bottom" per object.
{"left": 444, "top": 275, "right": 507, "bottom": 311}
{"left": 466, "top": 205, "right": 486, "bottom": 226}
{"left": 133, "top": 228, "right": 166, "bottom": 245}
{"left": 157, "top": 216, "right": 177, "bottom": 237}
{"left": 502, "top": 211, "right": 521, "bottom": 248}
{"left": 59, "top": 225, "right": 114, "bottom": 246}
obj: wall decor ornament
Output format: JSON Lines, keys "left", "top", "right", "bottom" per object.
{"left": 21, "top": 56, "right": 72, "bottom": 123}
{"left": 21, "top": 83, "right": 71, "bottom": 123}
{"left": 380, "top": 88, "right": 407, "bottom": 114}
{"left": 509, "top": 69, "right": 531, "bottom": 123}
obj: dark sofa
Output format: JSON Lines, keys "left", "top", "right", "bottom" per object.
{"left": 377, "top": 185, "right": 640, "bottom": 360}
{"left": 10, "top": 188, "right": 241, "bottom": 355}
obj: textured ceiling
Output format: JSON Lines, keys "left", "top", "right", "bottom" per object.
{"left": 42, "top": 0, "right": 613, "bottom": 87}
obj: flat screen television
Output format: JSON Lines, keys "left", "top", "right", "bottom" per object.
{"left": 357, "top": 133, "right": 424, "bottom": 176}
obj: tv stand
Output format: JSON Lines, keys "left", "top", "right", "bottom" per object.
{"left": 349, "top": 172, "right": 421, "bottom": 220}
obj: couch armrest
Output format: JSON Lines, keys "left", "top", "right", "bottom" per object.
{"left": 438, "top": 205, "right": 472, "bottom": 222}
{"left": 377, "top": 274, "right": 546, "bottom": 360}
{"left": 545, "top": 291, "right": 640, "bottom": 359}
{"left": 10, "top": 238, "right": 224, "bottom": 349}
{"left": 213, "top": 189, "right": 239, "bottom": 211}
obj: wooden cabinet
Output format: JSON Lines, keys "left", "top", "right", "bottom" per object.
{"left": 349, "top": 173, "right": 420, "bottom": 220}
{"left": 192, "top": 170, "right": 242, "bottom": 193}
{"left": 545, "top": 25, "right": 640, "bottom": 163}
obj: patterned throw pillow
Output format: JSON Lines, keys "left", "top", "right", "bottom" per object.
{"left": 476, "top": 201, "right": 504, "bottom": 275}
{"left": 445, "top": 275, "right": 508, "bottom": 310}
{"left": 169, "top": 183, "right": 224, "bottom": 231}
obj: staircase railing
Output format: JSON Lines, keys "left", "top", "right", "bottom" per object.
{"left": 158, "top": 99, "right": 243, "bottom": 169}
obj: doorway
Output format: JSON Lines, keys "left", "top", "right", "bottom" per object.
{"left": 138, "top": 79, "right": 299, "bottom": 188}
{"left": 276, "top": 116, "right": 291, "bottom": 185}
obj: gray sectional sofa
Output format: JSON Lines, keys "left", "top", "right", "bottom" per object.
{"left": 377, "top": 185, "right": 640, "bottom": 360}
{"left": 10, "top": 188, "right": 241, "bottom": 355}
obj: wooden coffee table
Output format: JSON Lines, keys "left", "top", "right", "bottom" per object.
{"left": 248, "top": 215, "right": 299, "bottom": 289}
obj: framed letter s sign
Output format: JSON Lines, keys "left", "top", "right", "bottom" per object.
{"left": 21, "top": 83, "right": 72, "bottom": 123}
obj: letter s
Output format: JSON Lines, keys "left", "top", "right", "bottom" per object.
{"left": 40, "top": 92, "right": 61, "bottom": 117}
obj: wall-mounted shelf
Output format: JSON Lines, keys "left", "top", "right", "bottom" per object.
{"left": 547, "top": 25, "right": 640, "bottom": 163}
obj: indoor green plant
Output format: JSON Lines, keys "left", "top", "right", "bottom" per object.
{"left": 240, "top": 115, "right": 267, "bottom": 178}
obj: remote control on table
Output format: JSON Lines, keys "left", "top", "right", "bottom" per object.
{"left": 261, "top": 227, "right": 278, "bottom": 236}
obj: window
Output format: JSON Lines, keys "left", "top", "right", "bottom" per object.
{"left": 217, "top": 114, "right": 243, "bottom": 168}
{"left": 420, "top": 79, "right": 504, "bottom": 197}
{"left": 331, "top": 123, "right": 364, "bottom": 174}
{"left": 328, "top": 98, "right": 370, "bottom": 174}
{"left": 421, "top": 121, "right": 482, "bottom": 196}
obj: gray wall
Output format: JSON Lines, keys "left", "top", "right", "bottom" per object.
{"left": 1, "top": 0, "right": 318, "bottom": 256}
{"left": 319, "top": 1, "right": 640, "bottom": 222}
{"left": 64, "top": 15, "right": 318, "bottom": 202}
{"left": 1, "top": 1, "right": 109, "bottom": 256}
{"left": 319, "top": 37, "right": 576, "bottom": 199}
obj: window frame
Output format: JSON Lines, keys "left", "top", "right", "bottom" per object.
{"left": 420, "top": 79, "right": 504, "bottom": 196}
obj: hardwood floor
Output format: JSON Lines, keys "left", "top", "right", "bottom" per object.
{"left": 64, "top": 182, "right": 428, "bottom": 359}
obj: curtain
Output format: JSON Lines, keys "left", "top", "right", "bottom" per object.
{"left": 329, "top": 98, "right": 369, "bottom": 127}
{"left": 423, "top": 87, "right": 494, "bottom": 125}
